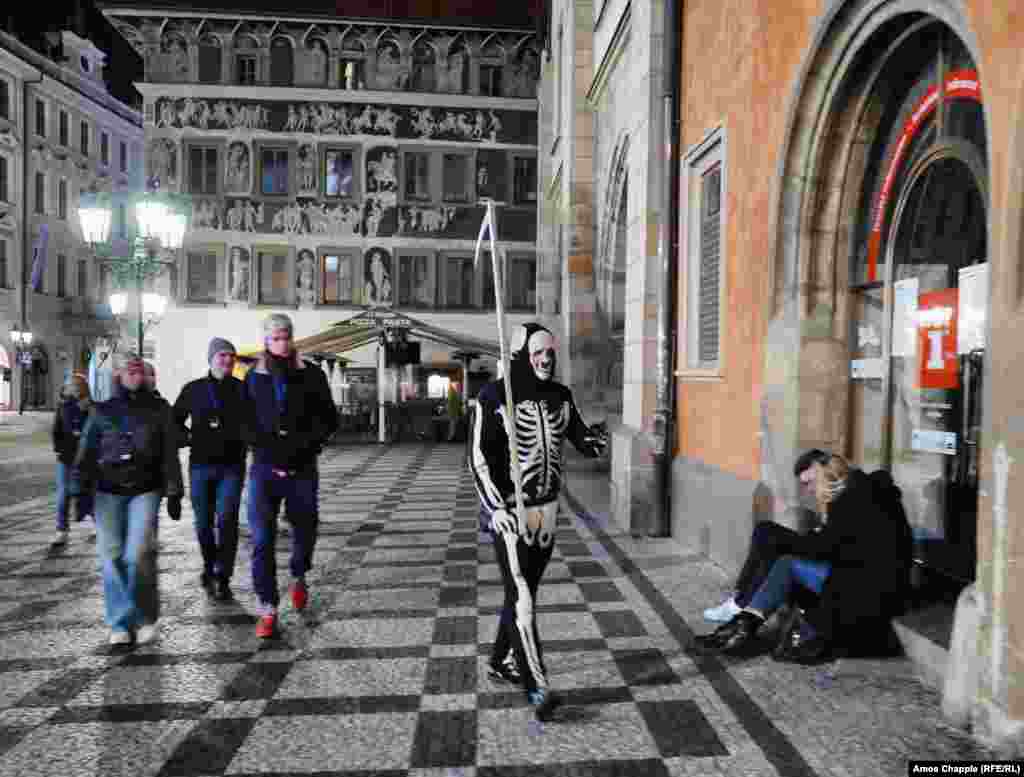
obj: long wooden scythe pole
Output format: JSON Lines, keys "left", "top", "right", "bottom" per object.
{"left": 475, "top": 199, "right": 527, "bottom": 534}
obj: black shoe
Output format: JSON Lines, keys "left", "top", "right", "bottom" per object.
{"left": 528, "top": 688, "right": 562, "bottom": 722}
{"left": 774, "top": 633, "right": 832, "bottom": 664}
{"left": 692, "top": 611, "right": 764, "bottom": 654}
{"left": 488, "top": 660, "right": 523, "bottom": 686}
{"left": 215, "top": 578, "right": 233, "bottom": 602}
{"left": 200, "top": 573, "right": 216, "bottom": 596}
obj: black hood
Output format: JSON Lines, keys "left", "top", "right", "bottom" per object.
{"left": 509, "top": 323, "right": 555, "bottom": 402}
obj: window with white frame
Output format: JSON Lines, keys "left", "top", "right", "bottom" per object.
{"left": 0, "top": 155, "right": 8, "bottom": 202}
{"left": 186, "top": 249, "right": 219, "bottom": 302}
{"left": 507, "top": 253, "right": 537, "bottom": 310}
{"left": 34, "top": 172, "right": 45, "bottom": 214}
{"left": 396, "top": 251, "right": 435, "bottom": 308}
{"left": 681, "top": 129, "right": 725, "bottom": 372}
{"left": 441, "top": 153, "right": 471, "bottom": 203}
{"left": 0, "top": 238, "right": 7, "bottom": 288}
{"left": 236, "top": 54, "right": 257, "bottom": 85}
{"left": 77, "top": 258, "right": 87, "bottom": 298}
{"left": 403, "top": 151, "right": 431, "bottom": 202}
{"left": 58, "top": 179, "right": 68, "bottom": 220}
{"left": 119, "top": 141, "right": 128, "bottom": 173}
{"left": 80, "top": 120, "right": 90, "bottom": 156}
{"left": 59, "top": 110, "right": 69, "bottom": 146}
{"left": 260, "top": 148, "right": 289, "bottom": 195}
{"left": 324, "top": 148, "right": 356, "bottom": 199}
{"left": 0, "top": 79, "right": 9, "bottom": 120}
{"left": 34, "top": 99, "right": 46, "bottom": 137}
{"left": 513, "top": 156, "right": 537, "bottom": 204}
{"left": 258, "top": 249, "right": 289, "bottom": 304}
{"left": 101, "top": 132, "right": 110, "bottom": 166}
{"left": 441, "top": 252, "right": 476, "bottom": 308}
{"left": 56, "top": 253, "right": 67, "bottom": 297}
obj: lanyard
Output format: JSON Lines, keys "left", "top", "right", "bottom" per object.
{"left": 207, "top": 379, "right": 222, "bottom": 412}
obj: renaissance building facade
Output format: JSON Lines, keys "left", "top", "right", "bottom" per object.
{"left": 101, "top": 2, "right": 542, "bottom": 399}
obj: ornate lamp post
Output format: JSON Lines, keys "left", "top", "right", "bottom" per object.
{"left": 10, "top": 326, "right": 33, "bottom": 415}
{"left": 79, "top": 184, "right": 188, "bottom": 356}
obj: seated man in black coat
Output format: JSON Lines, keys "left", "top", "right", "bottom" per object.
{"left": 693, "top": 455, "right": 913, "bottom": 663}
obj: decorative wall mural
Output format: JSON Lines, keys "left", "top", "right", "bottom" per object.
{"left": 146, "top": 138, "right": 178, "bottom": 188}
{"left": 296, "top": 249, "right": 316, "bottom": 306}
{"left": 297, "top": 143, "right": 318, "bottom": 196}
{"left": 364, "top": 248, "right": 393, "bottom": 307}
{"left": 224, "top": 142, "right": 251, "bottom": 194}
{"left": 228, "top": 246, "right": 250, "bottom": 301}
{"left": 399, "top": 206, "right": 456, "bottom": 234}
{"left": 192, "top": 199, "right": 221, "bottom": 229}
{"left": 303, "top": 201, "right": 362, "bottom": 235}
{"left": 224, "top": 199, "right": 264, "bottom": 232}
{"left": 271, "top": 203, "right": 306, "bottom": 234}
{"left": 150, "top": 98, "right": 533, "bottom": 144}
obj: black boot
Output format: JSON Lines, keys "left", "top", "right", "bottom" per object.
{"left": 215, "top": 577, "right": 233, "bottom": 602}
{"left": 692, "top": 611, "right": 764, "bottom": 654}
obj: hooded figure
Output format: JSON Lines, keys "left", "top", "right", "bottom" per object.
{"left": 468, "top": 322, "right": 606, "bottom": 721}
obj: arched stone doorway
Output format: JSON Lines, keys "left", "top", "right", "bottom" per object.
{"left": 763, "top": 4, "right": 989, "bottom": 573}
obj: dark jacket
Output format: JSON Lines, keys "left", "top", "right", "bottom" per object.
{"left": 74, "top": 385, "right": 184, "bottom": 498}
{"left": 787, "top": 468, "right": 913, "bottom": 650}
{"left": 53, "top": 398, "right": 92, "bottom": 464}
{"left": 241, "top": 353, "right": 338, "bottom": 473}
{"left": 469, "top": 378, "right": 599, "bottom": 516}
{"left": 172, "top": 373, "right": 247, "bottom": 468}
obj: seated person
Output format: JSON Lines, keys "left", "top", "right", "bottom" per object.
{"left": 703, "top": 448, "right": 831, "bottom": 622}
{"left": 693, "top": 454, "right": 912, "bottom": 663}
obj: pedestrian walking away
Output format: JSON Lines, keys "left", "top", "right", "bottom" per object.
{"left": 72, "top": 353, "right": 184, "bottom": 646}
{"left": 173, "top": 337, "right": 247, "bottom": 602}
{"left": 469, "top": 322, "right": 607, "bottom": 721}
{"left": 241, "top": 313, "right": 338, "bottom": 639}
{"left": 52, "top": 374, "right": 97, "bottom": 547}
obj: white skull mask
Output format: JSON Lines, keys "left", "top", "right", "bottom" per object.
{"left": 528, "top": 330, "right": 556, "bottom": 381}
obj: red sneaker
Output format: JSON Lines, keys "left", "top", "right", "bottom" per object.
{"left": 290, "top": 581, "right": 308, "bottom": 611}
{"left": 255, "top": 614, "right": 277, "bottom": 639}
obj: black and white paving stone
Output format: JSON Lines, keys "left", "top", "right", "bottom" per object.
{"left": 0, "top": 444, "right": 997, "bottom": 776}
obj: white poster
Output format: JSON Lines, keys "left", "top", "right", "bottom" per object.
{"left": 957, "top": 263, "right": 988, "bottom": 354}
{"left": 892, "top": 277, "right": 919, "bottom": 358}
{"left": 911, "top": 428, "right": 958, "bottom": 456}
{"left": 851, "top": 358, "right": 884, "bottom": 380}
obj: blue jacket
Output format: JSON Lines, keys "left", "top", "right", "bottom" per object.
{"left": 242, "top": 353, "right": 338, "bottom": 473}
{"left": 53, "top": 398, "right": 91, "bottom": 464}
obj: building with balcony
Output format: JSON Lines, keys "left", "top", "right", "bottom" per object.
{"left": 100, "top": 2, "right": 543, "bottom": 404}
{"left": 0, "top": 27, "right": 144, "bottom": 410}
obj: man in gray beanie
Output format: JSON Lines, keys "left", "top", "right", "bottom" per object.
{"left": 171, "top": 337, "right": 247, "bottom": 601}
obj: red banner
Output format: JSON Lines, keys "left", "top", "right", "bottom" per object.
{"left": 866, "top": 70, "right": 982, "bottom": 282}
{"left": 918, "top": 288, "right": 959, "bottom": 390}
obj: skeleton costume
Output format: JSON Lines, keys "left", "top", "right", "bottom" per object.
{"left": 470, "top": 323, "right": 605, "bottom": 716}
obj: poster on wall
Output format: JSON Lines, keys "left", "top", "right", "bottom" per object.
{"left": 957, "top": 263, "right": 988, "bottom": 355}
{"left": 892, "top": 277, "right": 919, "bottom": 357}
{"left": 917, "top": 288, "right": 959, "bottom": 390}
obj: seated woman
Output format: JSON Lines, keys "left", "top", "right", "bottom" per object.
{"left": 703, "top": 448, "right": 830, "bottom": 622}
{"left": 692, "top": 454, "right": 911, "bottom": 663}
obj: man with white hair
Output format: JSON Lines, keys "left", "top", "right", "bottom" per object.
{"left": 241, "top": 314, "right": 338, "bottom": 638}
{"left": 72, "top": 353, "right": 183, "bottom": 646}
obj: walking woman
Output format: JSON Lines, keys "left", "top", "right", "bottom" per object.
{"left": 52, "top": 374, "right": 95, "bottom": 547}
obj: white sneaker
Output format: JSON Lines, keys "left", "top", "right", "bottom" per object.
{"left": 136, "top": 623, "right": 158, "bottom": 644}
{"left": 703, "top": 597, "right": 741, "bottom": 623}
{"left": 109, "top": 630, "right": 132, "bottom": 646}
{"left": 51, "top": 530, "right": 69, "bottom": 547}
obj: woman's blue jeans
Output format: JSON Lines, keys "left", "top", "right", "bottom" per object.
{"left": 56, "top": 462, "right": 95, "bottom": 531}
{"left": 748, "top": 555, "right": 831, "bottom": 616}
{"left": 94, "top": 491, "right": 161, "bottom": 633}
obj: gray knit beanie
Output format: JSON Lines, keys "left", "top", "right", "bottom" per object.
{"left": 262, "top": 313, "right": 294, "bottom": 337}
{"left": 208, "top": 337, "right": 237, "bottom": 365}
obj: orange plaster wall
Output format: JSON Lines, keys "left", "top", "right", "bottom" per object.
{"left": 675, "top": 0, "right": 820, "bottom": 482}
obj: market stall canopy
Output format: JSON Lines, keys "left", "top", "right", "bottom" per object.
{"left": 292, "top": 309, "right": 501, "bottom": 359}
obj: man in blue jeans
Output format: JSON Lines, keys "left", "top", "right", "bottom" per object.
{"left": 73, "top": 353, "right": 183, "bottom": 646}
{"left": 173, "top": 338, "right": 246, "bottom": 601}
{"left": 241, "top": 314, "right": 337, "bottom": 638}
{"left": 52, "top": 374, "right": 96, "bottom": 547}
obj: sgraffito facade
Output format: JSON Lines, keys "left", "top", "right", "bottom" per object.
{"left": 102, "top": 7, "right": 542, "bottom": 398}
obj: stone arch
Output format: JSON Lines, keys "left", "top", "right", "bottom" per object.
{"left": 197, "top": 32, "right": 222, "bottom": 84}
{"left": 762, "top": 0, "right": 989, "bottom": 500}
{"left": 269, "top": 35, "right": 295, "bottom": 85}
{"left": 446, "top": 34, "right": 470, "bottom": 94}
{"left": 479, "top": 33, "right": 505, "bottom": 63}
{"left": 304, "top": 36, "right": 330, "bottom": 86}
{"left": 410, "top": 37, "right": 438, "bottom": 91}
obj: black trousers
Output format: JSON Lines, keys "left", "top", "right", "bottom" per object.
{"left": 733, "top": 521, "right": 802, "bottom": 608}
{"left": 491, "top": 531, "right": 554, "bottom": 693}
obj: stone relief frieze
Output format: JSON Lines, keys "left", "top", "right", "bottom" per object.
{"left": 224, "top": 141, "right": 251, "bottom": 195}
{"left": 0, "top": 208, "right": 17, "bottom": 231}
{"left": 147, "top": 138, "right": 178, "bottom": 189}
{"left": 191, "top": 198, "right": 221, "bottom": 229}
{"left": 399, "top": 206, "right": 455, "bottom": 234}
{"left": 151, "top": 98, "right": 533, "bottom": 144}
{"left": 224, "top": 199, "right": 265, "bottom": 232}
{"left": 271, "top": 203, "right": 305, "bottom": 234}
{"left": 303, "top": 202, "right": 362, "bottom": 235}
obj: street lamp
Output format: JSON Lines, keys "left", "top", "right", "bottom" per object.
{"left": 10, "top": 327, "right": 34, "bottom": 415}
{"left": 79, "top": 184, "right": 188, "bottom": 356}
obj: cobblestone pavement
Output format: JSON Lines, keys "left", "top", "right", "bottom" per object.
{"left": 0, "top": 443, "right": 996, "bottom": 776}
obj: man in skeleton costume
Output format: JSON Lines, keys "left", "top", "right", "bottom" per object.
{"left": 470, "top": 323, "right": 606, "bottom": 720}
